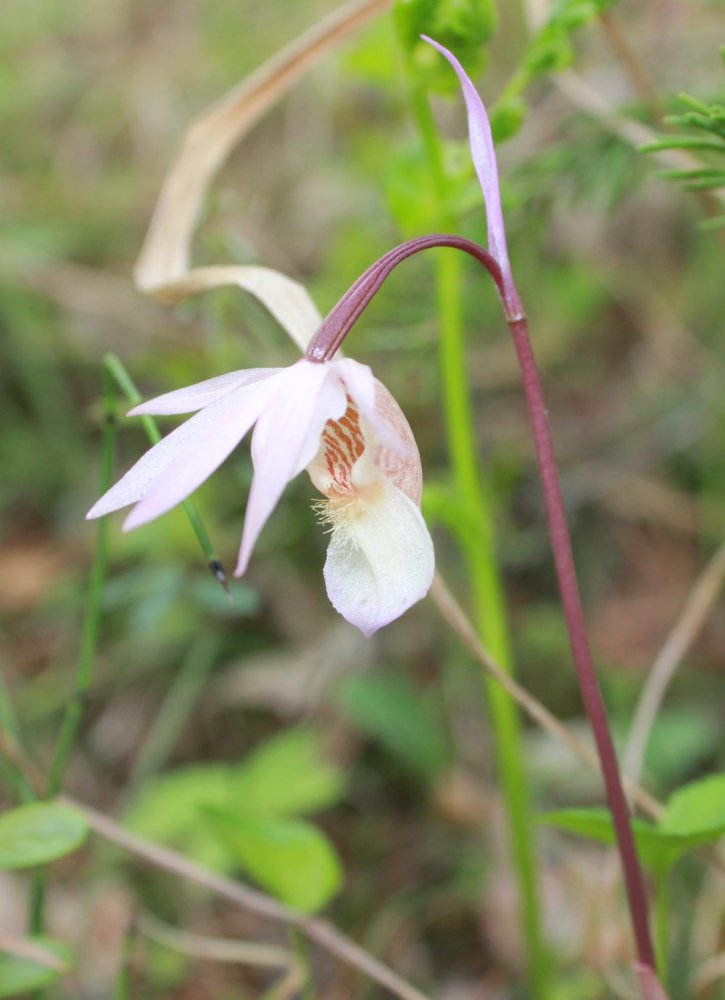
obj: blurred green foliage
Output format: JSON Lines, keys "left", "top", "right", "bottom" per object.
{"left": 1, "top": 0, "right": 724, "bottom": 996}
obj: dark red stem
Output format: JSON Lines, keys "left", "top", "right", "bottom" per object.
{"left": 507, "top": 312, "right": 659, "bottom": 984}
{"left": 305, "top": 233, "right": 663, "bottom": 997}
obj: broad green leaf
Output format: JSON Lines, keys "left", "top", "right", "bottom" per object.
{"left": 639, "top": 708, "right": 720, "bottom": 787}
{"left": 540, "top": 803, "right": 725, "bottom": 878}
{"left": 231, "top": 727, "right": 344, "bottom": 819}
{"left": 0, "top": 803, "right": 87, "bottom": 870}
{"left": 0, "top": 938, "right": 72, "bottom": 997}
{"left": 206, "top": 807, "right": 342, "bottom": 913}
{"left": 125, "top": 765, "right": 234, "bottom": 870}
{"left": 337, "top": 673, "right": 451, "bottom": 781}
{"left": 659, "top": 773, "right": 725, "bottom": 838}
{"left": 539, "top": 808, "right": 682, "bottom": 875}
{"left": 126, "top": 729, "right": 344, "bottom": 872}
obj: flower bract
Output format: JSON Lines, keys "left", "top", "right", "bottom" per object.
{"left": 87, "top": 357, "right": 434, "bottom": 636}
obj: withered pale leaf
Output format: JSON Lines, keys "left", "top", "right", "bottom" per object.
{"left": 135, "top": 0, "right": 391, "bottom": 295}
{"left": 147, "top": 265, "right": 323, "bottom": 352}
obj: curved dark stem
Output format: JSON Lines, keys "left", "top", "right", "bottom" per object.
{"left": 507, "top": 315, "right": 660, "bottom": 988}
{"left": 305, "top": 234, "right": 505, "bottom": 362}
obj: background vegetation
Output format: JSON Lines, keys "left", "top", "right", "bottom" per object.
{"left": 1, "top": 0, "right": 723, "bottom": 997}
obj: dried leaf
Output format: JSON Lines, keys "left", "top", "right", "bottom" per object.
{"left": 135, "top": 0, "right": 392, "bottom": 294}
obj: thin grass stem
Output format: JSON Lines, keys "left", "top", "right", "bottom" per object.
{"left": 31, "top": 364, "right": 118, "bottom": 935}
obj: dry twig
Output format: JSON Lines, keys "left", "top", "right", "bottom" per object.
{"left": 135, "top": 0, "right": 392, "bottom": 292}
{"left": 429, "top": 573, "right": 664, "bottom": 820}
{"left": 624, "top": 543, "right": 725, "bottom": 785}
{"left": 63, "top": 796, "right": 433, "bottom": 1000}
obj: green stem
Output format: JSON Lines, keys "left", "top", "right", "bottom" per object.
{"left": 126, "top": 633, "right": 218, "bottom": 793}
{"left": 0, "top": 674, "right": 35, "bottom": 804}
{"left": 112, "top": 922, "right": 135, "bottom": 1000}
{"left": 406, "top": 62, "right": 548, "bottom": 998}
{"left": 103, "top": 354, "right": 229, "bottom": 592}
{"left": 46, "top": 366, "right": 116, "bottom": 797}
{"left": 31, "top": 365, "right": 118, "bottom": 935}
{"left": 653, "top": 874, "right": 669, "bottom": 985}
{"left": 290, "top": 929, "right": 315, "bottom": 1000}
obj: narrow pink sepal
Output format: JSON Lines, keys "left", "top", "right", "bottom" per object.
{"left": 422, "top": 36, "right": 522, "bottom": 318}
{"left": 334, "top": 358, "right": 405, "bottom": 455}
{"left": 234, "top": 360, "right": 347, "bottom": 576}
{"left": 128, "top": 368, "right": 282, "bottom": 416}
{"left": 121, "top": 374, "right": 284, "bottom": 530}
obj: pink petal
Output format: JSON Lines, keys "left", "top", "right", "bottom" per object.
{"left": 123, "top": 374, "right": 286, "bottom": 531}
{"left": 87, "top": 373, "right": 281, "bottom": 523}
{"left": 422, "top": 37, "right": 513, "bottom": 286}
{"left": 322, "top": 481, "right": 435, "bottom": 636}
{"left": 332, "top": 358, "right": 376, "bottom": 414}
{"left": 129, "top": 368, "right": 282, "bottom": 416}
{"left": 334, "top": 358, "right": 407, "bottom": 456}
{"left": 234, "top": 360, "right": 347, "bottom": 576}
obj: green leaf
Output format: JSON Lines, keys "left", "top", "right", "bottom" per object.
{"left": 231, "top": 727, "right": 344, "bottom": 818}
{"left": 336, "top": 673, "right": 451, "bottom": 781}
{"left": 206, "top": 807, "right": 342, "bottom": 913}
{"left": 125, "top": 765, "right": 234, "bottom": 870}
{"left": 395, "top": 0, "right": 495, "bottom": 92}
{"left": 0, "top": 803, "right": 87, "bottom": 870}
{"left": 540, "top": 796, "right": 725, "bottom": 878}
{"left": 395, "top": 0, "right": 496, "bottom": 55}
{"left": 538, "top": 808, "right": 682, "bottom": 875}
{"left": 0, "top": 938, "right": 72, "bottom": 996}
{"left": 490, "top": 98, "right": 527, "bottom": 143}
{"left": 126, "top": 729, "right": 344, "bottom": 872}
{"left": 659, "top": 773, "right": 725, "bottom": 838}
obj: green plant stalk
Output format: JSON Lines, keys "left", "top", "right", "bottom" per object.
{"left": 406, "top": 68, "right": 548, "bottom": 997}
{"left": 127, "top": 633, "right": 219, "bottom": 794}
{"left": 0, "top": 673, "right": 35, "bottom": 804}
{"left": 30, "top": 365, "right": 118, "bottom": 937}
{"left": 46, "top": 366, "right": 116, "bottom": 799}
{"left": 290, "top": 930, "right": 315, "bottom": 1000}
{"left": 112, "top": 923, "right": 135, "bottom": 1000}
{"left": 653, "top": 874, "right": 669, "bottom": 984}
{"left": 103, "top": 353, "right": 229, "bottom": 591}
{"left": 30, "top": 356, "right": 228, "bottom": 938}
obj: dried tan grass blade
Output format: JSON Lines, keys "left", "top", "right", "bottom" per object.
{"left": 135, "top": 0, "right": 392, "bottom": 293}
{"left": 148, "top": 265, "right": 322, "bottom": 352}
{"left": 623, "top": 542, "right": 725, "bottom": 785}
{"left": 429, "top": 572, "right": 664, "bottom": 821}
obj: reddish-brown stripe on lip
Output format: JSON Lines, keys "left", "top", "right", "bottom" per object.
{"left": 320, "top": 396, "right": 365, "bottom": 491}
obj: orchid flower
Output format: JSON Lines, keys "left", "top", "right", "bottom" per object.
{"left": 87, "top": 352, "right": 434, "bottom": 637}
